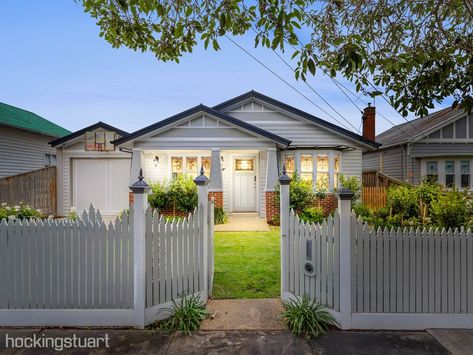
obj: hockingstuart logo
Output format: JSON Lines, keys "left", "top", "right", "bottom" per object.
{"left": 5, "top": 333, "right": 110, "bottom": 351}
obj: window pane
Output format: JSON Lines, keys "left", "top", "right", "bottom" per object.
{"left": 51, "top": 155, "right": 57, "bottom": 166}
{"left": 201, "top": 157, "right": 211, "bottom": 177}
{"left": 446, "top": 174, "right": 455, "bottom": 188}
{"left": 105, "top": 132, "right": 115, "bottom": 151}
{"left": 44, "top": 154, "right": 51, "bottom": 167}
{"left": 186, "top": 157, "right": 197, "bottom": 172}
{"left": 95, "top": 132, "right": 105, "bottom": 151}
{"left": 316, "top": 172, "right": 329, "bottom": 190}
{"left": 172, "top": 157, "right": 183, "bottom": 173}
{"left": 285, "top": 156, "right": 294, "bottom": 174}
{"left": 85, "top": 132, "right": 95, "bottom": 151}
{"left": 461, "top": 174, "right": 470, "bottom": 188}
{"left": 334, "top": 172, "right": 339, "bottom": 189}
{"left": 461, "top": 161, "right": 470, "bottom": 174}
{"left": 301, "top": 155, "right": 312, "bottom": 173}
{"left": 426, "top": 161, "right": 438, "bottom": 174}
{"left": 334, "top": 155, "right": 340, "bottom": 172}
{"left": 301, "top": 173, "right": 312, "bottom": 183}
{"left": 235, "top": 159, "right": 254, "bottom": 171}
{"left": 445, "top": 161, "right": 454, "bottom": 174}
{"left": 317, "top": 155, "right": 328, "bottom": 172}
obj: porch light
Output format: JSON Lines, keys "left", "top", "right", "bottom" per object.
{"left": 153, "top": 156, "right": 159, "bottom": 167}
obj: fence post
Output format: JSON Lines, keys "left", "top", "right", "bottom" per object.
{"left": 194, "top": 167, "right": 210, "bottom": 301}
{"left": 130, "top": 169, "right": 149, "bottom": 329}
{"left": 337, "top": 188, "right": 354, "bottom": 330}
{"left": 279, "top": 166, "right": 291, "bottom": 295}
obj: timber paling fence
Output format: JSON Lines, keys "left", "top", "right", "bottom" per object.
{"left": 0, "top": 166, "right": 57, "bottom": 216}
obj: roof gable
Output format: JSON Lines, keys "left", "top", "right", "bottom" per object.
{"left": 112, "top": 105, "right": 291, "bottom": 147}
{"left": 0, "top": 102, "right": 70, "bottom": 138}
{"left": 50, "top": 121, "right": 129, "bottom": 147}
{"left": 213, "top": 90, "right": 380, "bottom": 149}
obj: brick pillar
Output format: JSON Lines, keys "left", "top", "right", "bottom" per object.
{"left": 208, "top": 191, "right": 223, "bottom": 208}
{"left": 129, "top": 192, "right": 134, "bottom": 207}
{"left": 265, "top": 191, "right": 279, "bottom": 225}
{"left": 315, "top": 193, "right": 338, "bottom": 215}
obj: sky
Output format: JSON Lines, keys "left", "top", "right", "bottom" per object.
{"left": 0, "top": 1, "right": 452, "bottom": 136}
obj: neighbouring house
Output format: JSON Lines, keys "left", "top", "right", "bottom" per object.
{"left": 52, "top": 91, "right": 379, "bottom": 219}
{"left": 0, "top": 102, "right": 70, "bottom": 178}
{"left": 363, "top": 106, "right": 473, "bottom": 189}
{"left": 50, "top": 122, "right": 130, "bottom": 217}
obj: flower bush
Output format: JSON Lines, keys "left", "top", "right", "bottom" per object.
{"left": 148, "top": 175, "right": 198, "bottom": 213}
{"left": 0, "top": 202, "right": 42, "bottom": 221}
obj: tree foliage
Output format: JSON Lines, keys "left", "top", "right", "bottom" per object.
{"left": 80, "top": 0, "right": 473, "bottom": 116}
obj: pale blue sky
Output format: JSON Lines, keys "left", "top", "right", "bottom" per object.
{"left": 0, "top": 1, "right": 450, "bottom": 135}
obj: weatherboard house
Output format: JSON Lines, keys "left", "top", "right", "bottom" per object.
{"left": 51, "top": 91, "right": 379, "bottom": 220}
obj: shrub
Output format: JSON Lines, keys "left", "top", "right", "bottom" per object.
{"left": 268, "top": 215, "right": 280, "bottom": 226}
{"left": 387, "top": 185, "right": 418, "bottom": 219}
{"left": 152, "top": 294, "right": 208, "bottom": 335}
{"left": 275, "top": 172, "right": 316, "bottom": 212}
{"left": 148, "top": 180, "right": 170, "bottom": 209}
{"left": 68, "top": 207, "right": 78, "bottom": 221}
{"left": 282, "top": 294, "right": 339, "bottom": 339}
{"left": 299, "top": 207, "right": 325, "bottom": 224}
{"left": 430, "top": 189, "right": 469, "bottom": 230}
{"left": 352, "top": 203, "right": 372, "bottom": 218}
{"left": 0, "top": 202, "right": 42, "bottom": 221}
{"left": 214, "top": 207, "right": 228, "bottom": 224}
{"left": 169, "top": 175, "right": 198, "bottom": 212}
{"left": 339, "top": 175, "right": 361, "bottom": 203}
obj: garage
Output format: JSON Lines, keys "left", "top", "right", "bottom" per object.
{"left": 72, "top": 158, "right": 131, "bottom": 217}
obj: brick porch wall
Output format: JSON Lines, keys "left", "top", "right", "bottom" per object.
{"left": 208, "top": 191, "right": 223, "bottom": 208}
{"left": 264, "top": 192, "right": 338, "bottom": 225}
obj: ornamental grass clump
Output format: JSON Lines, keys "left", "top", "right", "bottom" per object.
{"left": 152, "top": 294, "right": 208, "bottom": 335}
{"left": 281, "top": 294, "right": 339, "bottom": 339}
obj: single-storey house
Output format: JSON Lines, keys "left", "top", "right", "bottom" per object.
{"left": 0, "top": 102, "right": 70, "bottom": 178}
{"left": 52, "top": 91, "right": 379, "bottom": 219}
{"left": 363, "top": 106, "right": 473, "bottom": 188}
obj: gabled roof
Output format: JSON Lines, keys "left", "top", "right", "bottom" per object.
{"left": 112, "top": 104, "right": 292, "bottom": 147}
{"left": 50, "top": 121, "right": 129, "bottom": 147}
{"left": 376, "top": 106, "right": 464, "bottom": 147}
{"left": 0, "top": 102, "right": 70, "bottom": 138}
{"left": 213, "top": 90, "right": 380, "bottom": 148}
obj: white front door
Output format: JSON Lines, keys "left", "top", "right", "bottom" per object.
{"left": 233, "top": 156, "right": 257, "bottom": 212}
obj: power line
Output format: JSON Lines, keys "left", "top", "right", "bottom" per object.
{"left": 224, "top": 34, "right": 355, "bottom": 131}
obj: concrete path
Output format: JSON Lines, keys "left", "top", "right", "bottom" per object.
{"left": 215, "top": 213, "right": 270, "bottom": 232}
{"left": 0, "top": 328, "right": 451, "bottom": 354}
{"left": 427, "top": 329, "right": 473, "bottom": 355}
{"left": 201, "top": 299, "right": 285, "bottom": 330}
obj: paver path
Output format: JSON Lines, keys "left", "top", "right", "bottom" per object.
{"left": 214, "top": 213, "right": 270, "bottom": 232}
{"left": 201, "top": 298, "right": 285, "bottom": 330}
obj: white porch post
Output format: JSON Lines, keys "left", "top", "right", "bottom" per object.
{"left": 209, "top": 149, "right": 222, "bottom": 191}
{"left": 194, "top": 167, "right": 210, "bottom": 301}
{"left": 130, "top": 148, "right": 144, "bottom": 185}
{"left": 130, "top": 169, "right": 149, "bottom": 329}
{"left": 337, "top": 188, "right": 354, "bottom": 330}
{"left": 265, "top": 148, "right": 279, "bottom": 191}
{"left": 279, "top": 166, "right": 291, "bottom": 294}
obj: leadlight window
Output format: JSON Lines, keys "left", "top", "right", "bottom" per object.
{"left": 171, "top": 157, "right": 183, "bottom": 178}
{"left": 85, "top": 131, "right": 116, "bottom": 151}
{"left": 426, "top": 161, "right": 438, "bottom": 182}
{"left": 235, "top": 159, "right": 254, "bottom": 171}
{"left": 316, "top": 155, "right": 329, "bottom": 190}
{"left": 445, "top": 161, "right": 455, "bottom": 187}
{"left": 461, "top": 161, "right": 470, "bottom": 189}
{"left": 285, "top": 156, "right": 295, "bottom": 177}
{"left": 186, "top": 157, "right": 198, "bottom": 179}
{"left": 300, "top": 155, "right": 313, "bottom": 183}
{"left": 201, "top": 157, "right": 211, "bottom": 177}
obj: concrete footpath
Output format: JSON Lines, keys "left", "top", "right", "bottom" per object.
{"left": 1, "top": 327, "right": 469, "bottom": 354}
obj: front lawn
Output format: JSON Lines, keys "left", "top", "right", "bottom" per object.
{"left": 212, "top": 230, "right": 280, "bottom": 299}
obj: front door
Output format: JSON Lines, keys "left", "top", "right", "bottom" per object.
{"left": 233, "top": 156, "right": 257, "bottom": 212}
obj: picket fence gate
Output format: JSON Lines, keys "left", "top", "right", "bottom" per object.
{"left": 0, "top": 174, "right": 215, "bottom": 327}
{"left": 280, "top": 181, "right": 473, "bottom": 330}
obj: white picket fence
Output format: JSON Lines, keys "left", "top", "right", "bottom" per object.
{"left": 144, "top": 202, "right": 214, "bottom": 320}
{"left": 285, "top": 211, "right": 340, "bottom": 311}
{"left": 351, "top": 216, "right": 473, "bottom": 315}
{"left": 280, "top": 180, "right": 473, "bottom": 329}
{"left": 0, "top": 206, "right": 133, "bottom": 310}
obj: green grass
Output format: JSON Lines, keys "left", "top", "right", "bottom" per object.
{"left": 212, "top": 229, "right": 280, "bottom": 299}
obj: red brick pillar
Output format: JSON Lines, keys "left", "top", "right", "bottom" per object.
{"left": 208, "top": 191, "right": 223, "bottom": 208}
{"left": 265, "top": 191, "right": 279, "bottom": 225}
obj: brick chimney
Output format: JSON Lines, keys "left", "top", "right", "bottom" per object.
{"left": 362, "top": 103, "right": 376, "bottom": 141}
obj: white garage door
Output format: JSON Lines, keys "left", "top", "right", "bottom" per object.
{"left": 72, "top": 158, "right": 131, "bottom": 217}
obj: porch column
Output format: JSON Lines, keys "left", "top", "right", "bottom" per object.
{"left": 208, "top": 149, "right": 223, "bottom": 208}
{"left": 265, "top": 148, "right": 279, "bottom": 222}
{"left": 129, "top": 149, "right": 144, "bottom": 206}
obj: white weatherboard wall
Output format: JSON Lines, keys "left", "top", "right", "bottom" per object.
{"left": 0, "top": 125, "right": 57, "bottom": 178}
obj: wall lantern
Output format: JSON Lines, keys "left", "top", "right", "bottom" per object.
{"left": 153, "top": 156, "right": 159, "bottom": 167}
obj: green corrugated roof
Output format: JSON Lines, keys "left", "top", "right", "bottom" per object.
{"left": 0, "top": 102, "right": 71, "bottom": 138}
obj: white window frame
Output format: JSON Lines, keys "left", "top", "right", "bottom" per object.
{"left": 422, "top": 158, "right": 473, "bottom": 190}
